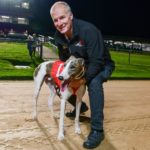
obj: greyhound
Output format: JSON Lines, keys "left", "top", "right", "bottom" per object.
{"left": 33, "top": 56, "right": 86, "bottom": 140}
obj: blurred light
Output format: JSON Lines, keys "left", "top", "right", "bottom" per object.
{"left": 2, "top": 16, "right": 10, "bottom": 19}
{"left": 22, "top": 2, "right": 29, "bottom": 9}
{"left": 18, "top": 17, "right": 25, "bottom": 20}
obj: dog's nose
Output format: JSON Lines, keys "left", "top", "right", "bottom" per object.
{"left": 58, "top": 76, "right": 64, "bottom": 80}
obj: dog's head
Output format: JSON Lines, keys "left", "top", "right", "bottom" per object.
{"left": 58, "top": 56, "right": 85, "bottom": 81}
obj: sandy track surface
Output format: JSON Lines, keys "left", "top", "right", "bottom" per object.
{"left": 0, "top": 80, "right": 150, "bottom": 150}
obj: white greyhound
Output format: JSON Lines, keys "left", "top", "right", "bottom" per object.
{"left": 33, "top": 56, "right": 86, "bottom": 140}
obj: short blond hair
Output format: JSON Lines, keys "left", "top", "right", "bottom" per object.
{"left": 50, "top": 1, "right": 72, "bottom": 16}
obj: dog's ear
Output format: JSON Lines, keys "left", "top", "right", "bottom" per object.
{"left": 69, "top": 56, "right": 76, "bottom": 60}
{"left": 77, "top": 58, "right": 85, "bottom": 66}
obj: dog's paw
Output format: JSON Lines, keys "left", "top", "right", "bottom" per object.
{"left": 75, "top": 128, "right": 81, "bottom": 134}
{"left": 57, "top": 133, "right": 64, "bottom": 141}
{"left": 33, "top": 116, "right": 37, "bottom": 120}
{"left": 32, "top": 113, "right": 37, "bottom": 120}
{"left": 53, "top": 114, "right": 59, "bottom": 119}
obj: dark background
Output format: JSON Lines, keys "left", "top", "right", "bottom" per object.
{"left": 32, "top": 0, "right": 149, "bottom": 40}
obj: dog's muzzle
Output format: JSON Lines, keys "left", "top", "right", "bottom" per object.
{"left": 58, "top": 75, "right": 70, "bottom": 89}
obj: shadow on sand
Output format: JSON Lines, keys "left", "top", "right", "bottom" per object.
{"left": 36, "top": 117, "right": 116, "bottom": 150}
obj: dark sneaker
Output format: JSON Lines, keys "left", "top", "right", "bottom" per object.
{"left": 83, "top": 129, "right": 104, "bottom": 149}
{"left": 66, "top": 102, "right": 88, "bottom": 118}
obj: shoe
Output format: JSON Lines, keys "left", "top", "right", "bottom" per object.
{"left": 83, "top": 129, "right": 104, "bottom": 149}
{"left": 66, "top": 103, "right": 88, "bottom": 118}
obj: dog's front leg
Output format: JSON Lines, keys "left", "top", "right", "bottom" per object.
{"left": 75, "top": 85, "right": 86, "bottom": 134}
{"left": 57, "top": 98, "right": 66, "bottom": 140}
{"left": 75, "top": 98, "right": 82, "bottom": 134}
{"left": 47, "top": 82, "right": 58, "bottom": 118}
{"left": 48, "top": 90, "right": 57, "bottom": 118}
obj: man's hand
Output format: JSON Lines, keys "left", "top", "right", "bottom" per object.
{"left": 69, "top": 78, "right": 86, "bottom": 89}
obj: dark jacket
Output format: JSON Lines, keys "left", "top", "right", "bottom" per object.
{"left": 54, "top": 18, "right": 115, "bottom": 84}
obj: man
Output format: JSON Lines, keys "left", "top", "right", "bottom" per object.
{"left": 50, "top": 1, "right": 115, "bottom": 149}
{"left": 27, "top": 35, "right": 34, "bottom": 58}
{"left": 27, "top": 34, "right": 36, "bottom": 58}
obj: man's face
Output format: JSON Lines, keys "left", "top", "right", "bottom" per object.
{"left": 51, "top": 5, "right": 73, "bottom": 36}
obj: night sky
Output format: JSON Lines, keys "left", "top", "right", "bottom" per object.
{"left": 32, "top": 0, "right": 149, "bottom": 39}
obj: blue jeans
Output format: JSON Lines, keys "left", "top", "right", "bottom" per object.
{"left": 87, "top": 65, "right": 114, "bottom": 130}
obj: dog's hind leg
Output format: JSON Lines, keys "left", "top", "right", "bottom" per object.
{"left": 33, "top": 72, "right": 45, "bottom": 120}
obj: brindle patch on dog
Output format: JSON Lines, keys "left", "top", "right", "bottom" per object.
{"left": 46, "top": 63, "right": 53, "bottom": 74}
{"left": 34, "top": 65, "right": 41, "bottom": 77}
{"left": 66, "top": 58, "right": 85, "bottom": 79}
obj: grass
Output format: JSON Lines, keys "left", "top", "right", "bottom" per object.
{"left": 111, "top": 51, "right": 150, "bottom": 79}
{"left": 0, "top": 42, "right": 150, "bottom": 80}
{"left": 0, "top": 42, "right": 43, "bottom": 80}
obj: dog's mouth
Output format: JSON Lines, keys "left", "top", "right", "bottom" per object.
{"left": 60, "top": 79, "right": 71, "bottom": 91}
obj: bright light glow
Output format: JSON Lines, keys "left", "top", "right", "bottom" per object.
{"left": 17, "top": 17, "right": 29, "bottom": 25}
{"left": 22, "top": 2, "right": 29, "bottom": 9}
{"left": 2, "top": 16, "right": 10, "bottom": 19}
{"left": 18, "top": 17, "right": 25, "bottom": 20}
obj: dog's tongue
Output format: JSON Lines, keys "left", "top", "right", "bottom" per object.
{"left": 60, "top": 80, "right": 69, "bottom": 92}
{"left": 60, "top": 84, "right": 67, "bottom": 92}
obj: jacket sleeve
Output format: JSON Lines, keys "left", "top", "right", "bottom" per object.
{"left": 83, "top": 28, "right": 104, "bottom": 84}
{"left": 56, "top": 44, "right": 70, "bottom": 61}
